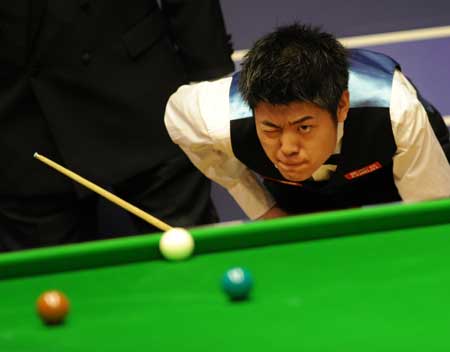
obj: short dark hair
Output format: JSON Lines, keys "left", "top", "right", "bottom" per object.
{"left": 239, "top": 23, "right": 349, "bottom": 117}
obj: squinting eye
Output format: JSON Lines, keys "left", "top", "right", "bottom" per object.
{"left": 298, "top": 125, "right": 312, "bottom": 133}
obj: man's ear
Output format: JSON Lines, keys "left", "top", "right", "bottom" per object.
{"left": 337, "top": 90, "right": 350, "bottom": 123}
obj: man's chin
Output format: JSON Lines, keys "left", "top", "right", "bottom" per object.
{"left": 280, "top": 171, "right": 312, "bottom": 182}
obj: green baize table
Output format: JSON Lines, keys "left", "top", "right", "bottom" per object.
{"left": 1, "top": 198, "right": 450, "bottom": 352}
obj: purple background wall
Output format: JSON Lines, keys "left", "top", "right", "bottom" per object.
{"left": 220, "top": 0, "right": 450, "bottom": 49}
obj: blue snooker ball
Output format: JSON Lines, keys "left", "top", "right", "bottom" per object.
{"left": 222, "top": 267, "right": 253, "bottom": 300}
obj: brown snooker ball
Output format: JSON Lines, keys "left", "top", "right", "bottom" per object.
{"left": 36, "top": 290, "right": 70, "bottom": 325}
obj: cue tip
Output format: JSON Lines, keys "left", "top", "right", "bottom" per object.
{"left": 33, "top": 152, "right": 40, "bottom": 158}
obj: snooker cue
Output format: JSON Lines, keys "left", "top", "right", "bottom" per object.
{"left": 33, "top": 153, "right": 173, "bottom": 232}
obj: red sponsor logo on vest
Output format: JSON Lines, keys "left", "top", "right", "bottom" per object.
{"left": 344, "top": 162, "right": 382, "bottom": 180}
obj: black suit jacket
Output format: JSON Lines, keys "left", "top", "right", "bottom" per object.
{"left": 0, "top": 0, "right": 234, "bottom": 196}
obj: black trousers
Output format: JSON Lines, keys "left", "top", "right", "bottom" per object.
{"left": 0, "top": 154, "right": 218, "bottom": 252}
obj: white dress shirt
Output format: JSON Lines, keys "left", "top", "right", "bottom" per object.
{"left": 165, "top": 70, "right": 450, "bottom": 219}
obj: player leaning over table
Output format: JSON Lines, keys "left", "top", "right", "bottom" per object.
{"left": 165, "top": 23, "right": 450, "bottom": 220}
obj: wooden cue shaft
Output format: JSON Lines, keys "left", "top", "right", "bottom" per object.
{"left": 33, "top": 153, "right": 172, "bottom": 232}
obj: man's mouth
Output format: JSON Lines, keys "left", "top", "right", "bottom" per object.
{"left": 277, "top": 161, "right": 307, "bottom": 172}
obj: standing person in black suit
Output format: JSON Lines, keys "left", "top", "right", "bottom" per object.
{"left": 0, "top": 0, "right": 234, "bottom": 251}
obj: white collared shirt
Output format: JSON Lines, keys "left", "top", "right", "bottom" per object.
{"left": 165, "top": 70, "right": 450, "bottom": 219}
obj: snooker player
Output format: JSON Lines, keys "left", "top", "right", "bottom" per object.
{"left": 164, "top": 23, "right": 450, "bottom": 220}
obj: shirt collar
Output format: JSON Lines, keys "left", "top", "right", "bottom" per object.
{"left": 311, "top": 122, "right": 344, "bottom": 181}
{"left": 335, "top": 121, "right": 344, "bottom": 154}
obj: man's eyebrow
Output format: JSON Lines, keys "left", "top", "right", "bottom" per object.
{"left": 289, "top": 116, "right": 315, "bottom": 125}
{"left": 261, "top": 120, "right": 280, "bottom": 128}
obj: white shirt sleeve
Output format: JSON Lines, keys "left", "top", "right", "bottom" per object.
{"left": 391, "top": 70, "right": 450, "bottom": 201}
{"left": 164, "top": 77, "right": 276, "bottom": 219}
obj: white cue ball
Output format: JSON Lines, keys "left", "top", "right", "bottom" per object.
{"left": 159, "top": 228, "right": 194, "bottom": 261}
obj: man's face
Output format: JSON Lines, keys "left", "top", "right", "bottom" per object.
{"left": 254, "top": 92, "right": 349, "bottom": 181}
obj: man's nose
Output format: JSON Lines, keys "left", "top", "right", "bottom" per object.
{"left": 279, "top": 131, "right": 300, "bottom": 157}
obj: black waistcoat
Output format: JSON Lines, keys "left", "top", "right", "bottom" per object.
{"left": 229, "top": 49, "right": 450, "bottom": 214}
